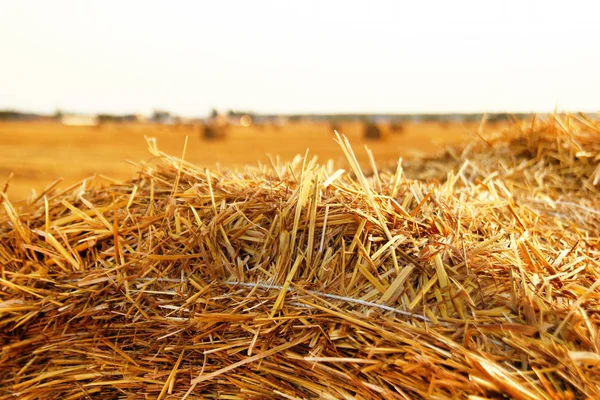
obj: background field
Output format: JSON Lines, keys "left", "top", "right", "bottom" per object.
{"left": 1, "top": 120, "right": 491, "bottom": 201}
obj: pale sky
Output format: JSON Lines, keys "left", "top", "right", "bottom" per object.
{"left": 1, "top": 0, "right": 599, "bottom": 117}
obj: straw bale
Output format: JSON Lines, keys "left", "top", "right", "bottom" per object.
{"left": 201, "top": 123, "right": 227, "bottom": 140}
{"left": 363, "top": 122, "right": 383, "bottom": 140}
{"left": 389, "top": 121, "right": 405, "bottom": 134}
{"left": 330, "top": 121, "right": 342, "bottom": 133}
{"left": 1, "top": 114, "right": 599, "bottom": 399}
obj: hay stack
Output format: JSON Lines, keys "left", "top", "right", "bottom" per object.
{"left": 363, "top": 121, "right": 383, "bottom": 140}
{"left": 389, "top": 120, "right": 405, "bottom": 134}
{"left": 330, "top": 121, "right": 342, "bottom": 133}
{"left": 1, "top": 115, "right": 600, "bottom": 399}
{"left": 201, "top": 122, "right": 227, "bottom": 140}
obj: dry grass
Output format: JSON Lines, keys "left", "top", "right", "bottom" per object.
{"left": 0, "top": 114, "right": 599, "bottom": 399}
{"left": 0, "top": 120, "right": 482, "bottom": 201}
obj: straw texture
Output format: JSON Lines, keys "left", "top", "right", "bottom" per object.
{"left": 1, "top": 114, "right": 599, "bottom": 399}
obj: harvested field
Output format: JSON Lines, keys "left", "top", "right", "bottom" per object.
{"left": 1, "top": 114, "right": 600, "bottom": 399}
{"left": 0, "top": 120, "right": 482, "bottom": 201}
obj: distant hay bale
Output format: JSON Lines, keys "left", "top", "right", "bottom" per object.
{"left": 363, "top": 122, "right": 383, "bottom": 140}
{"left": 201, "top": 123, "right": 227, "bottom": 140}
{"left": 389, "top": 121, "right": 405, "bottom": 134}
{"left": 270, "top": 121, "right": 281, "bottom": 131}
{"left": 330, "top": 121, "right": 342, "bottom": 133}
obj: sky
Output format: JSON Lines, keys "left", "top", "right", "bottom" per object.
{"left": 0, "top": 0, "right": 599, "bottom": 117}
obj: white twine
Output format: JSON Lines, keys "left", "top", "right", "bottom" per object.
{"left": 126, "top": 277, "right": 439, "bottom": 325}
{"left": 220, "top": 280, "right": 438, "bottom": 325}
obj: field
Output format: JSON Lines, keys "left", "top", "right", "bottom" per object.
{"left": 1, "top": 120, "right": 487, "bottom": 200}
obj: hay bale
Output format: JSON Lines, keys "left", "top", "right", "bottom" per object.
{"left": 201, "top": 123, "right": 226, "bottom": 140}
{"left": 389, "top": 121, "right": 405, "bottom": 134}
{"left": 330, "top": 121, "right": 342, "bottom": 133}
{"left": 363, "top": 121, "right": 383, "bottom": 140}
{"left": 1, "top": 116, "right": 600, "bottom": 398}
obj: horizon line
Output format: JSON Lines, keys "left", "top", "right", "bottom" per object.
{"left": 1, "top": 107, "right": 598, "bottom": 119}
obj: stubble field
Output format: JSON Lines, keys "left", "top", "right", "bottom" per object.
{"left": 1, "top": 120, "right": 488, "bottom": 201}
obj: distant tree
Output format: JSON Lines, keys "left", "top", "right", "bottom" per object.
{"left": 97, "top": 114, "right": 113, "bottom": 123}
{"left": 487, "top": 113, "right": 510, "bottom": 124}
{"left": 0, "top": 110, "right": 38, "bottom": 120}
{"left": 0, "top": 110, "right": 18, "bottom": 120}
{"left": 226, "top": 109, "right": 254, "bottom": 120}
{"left": 97, "top": 114, "right": 138, "bottom": 123}
{"left": 152, "top": 109, "right": 171, "bottom": 123}
{"left": 53, "top": 108, "right": 63, "bottom": 120}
